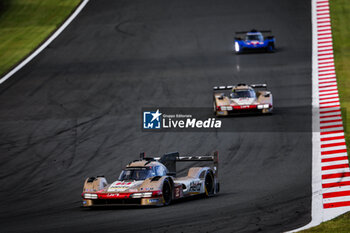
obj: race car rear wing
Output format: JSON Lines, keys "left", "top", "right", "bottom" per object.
{"left": 235, "top": 30, "right": 272, "bottom": 34}
{"left": 213, "top": 83, "right": 267, "bottom": 91}
{"left": 140, "top": 151, "right": 219, "bottom": 177}
{"left": 235, "top": 30, "right": 273, "bottom": 40}
{"left": 213, "top": 85, "right": 234, "bottom": 91}
{"left": 250, "top": 84, "right": 267, "bottom": 88}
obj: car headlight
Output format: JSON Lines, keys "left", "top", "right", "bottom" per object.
{"left": 132, "top": 193, "right": 143, "bottom": 198}
{"left": 257, "top": 105, "right": 263, "bottom": 109}
{"left": 235, "top": 42, "right": 240, "bottom": 52}
{"left": 132, "top": 192, "right": 154, "bottom": 198}
{"left": 221, "top": 106, "right": 232, "bottom": 111}
{"left": 84, "top": 193, "right": 98, "bottom": 199}
{"left": 264, "top": 104, "right": 269, "bottom": 108}
{"left": 142, "top": 192, "right": 153, "bottom": 198}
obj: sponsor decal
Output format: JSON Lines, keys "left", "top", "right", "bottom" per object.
{"left": 175, "top": 187, "right": 181, "bottom": 198}
{"left": 238, "top": 105, "right": 251, "bottom": 109}
{"left": 108, "top": 181, "right": 142, "bottom": 192}
{"left": 189, "top": 181, "right": 202, "bottom": 192}
{"left": 148, "top": 199, "right": 159, "bottom": 203}
{"left": 107, "top": 193, "right": 120, "bottom": 197}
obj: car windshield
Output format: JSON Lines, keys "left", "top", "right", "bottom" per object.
{"left": 118, "top": 167, "right": 155, "bottom": 181}
{"left": 246, "top": 34, "right": 262, "bottom": 41}
{"left": 231, "top": 90, "right": 256, "bottom": 98}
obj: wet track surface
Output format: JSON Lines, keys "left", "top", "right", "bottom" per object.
{"left": 0, "top": 0, "right": 312, "bottom": 232}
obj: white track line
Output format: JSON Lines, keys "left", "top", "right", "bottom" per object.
{"left": 291, "top": 0, "right": 324, "bottom": 231}
{"left": 0, "top": 0, "right": 90, "bottom": 84}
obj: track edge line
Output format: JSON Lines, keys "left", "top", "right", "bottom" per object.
{"left": 0, "top": 0, "right": 90, "bottom": 85}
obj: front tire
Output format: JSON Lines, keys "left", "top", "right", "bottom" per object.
{"left": 162, "top": 179, "right": 172, "bottom": 206}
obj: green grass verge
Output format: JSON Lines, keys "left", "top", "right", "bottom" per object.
{"left": 301, "top": 0, "right": 350, "bottom": 232}
{"left": 331, "top": 0, "right": 350, "bottom": 151}
{"left": 0, "top": 0, "right": 81, "bottom": 76}
{"left": 301, "top": 212, "right": 350, "bottom": 232}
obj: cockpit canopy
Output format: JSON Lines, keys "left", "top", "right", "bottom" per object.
{"left": 118, "top": 164, "right": 168, "bottom": 181}
{"left": 230, "top": 89, "right": 256, "bottom": 98}
{"left": 246, "top": 33, "right": 263, "bottom": 41}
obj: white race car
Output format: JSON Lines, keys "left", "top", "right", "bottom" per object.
{"left": 213, "top": 83, "right": 273, "bottom": 116}
{"left": 82, "top": 152, "right": 219, "bottom": 207}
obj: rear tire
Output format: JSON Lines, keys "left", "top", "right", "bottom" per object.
{"left": 204, "top": 171, "right": 215, "bottom": 197}
{"left": 213, "top": 102, "right": 218, "bottom": 116}
{"left": 267, "top": 42, "right": 275, "bottom": 52}
{"left": 216, "top": 182, "right": 220, "bottom": 193}
{"left": 162, "top": 179, "right": 172, "bottom": 206}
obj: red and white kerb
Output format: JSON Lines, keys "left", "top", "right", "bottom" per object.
{"left": 316, "top": 0, "right": 350, "bottom": 209}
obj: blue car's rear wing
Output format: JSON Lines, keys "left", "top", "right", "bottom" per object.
{"left": 235, "top": 30, "right": 274, "bottom": 40}
{"left": 235, "top": 30, "right": 272, "bottom": 35}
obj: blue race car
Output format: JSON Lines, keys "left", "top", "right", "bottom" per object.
{"left": 234, "top": 29, "right": 275, "bottom": 54}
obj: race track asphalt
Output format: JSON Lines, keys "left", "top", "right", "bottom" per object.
{"left": 0, "top": 0, "right": 312, "bottom": 232}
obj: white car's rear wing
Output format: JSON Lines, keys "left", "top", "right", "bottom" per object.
{"left": 213, "top": 83, "right": 267, "bottom": 91}
{"left": 140, "top": 151, "right": 219, "bottom": 177}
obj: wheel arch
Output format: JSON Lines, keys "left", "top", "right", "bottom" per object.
{"left": 83, "top": 176, "right": 108, "bottom": 192}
